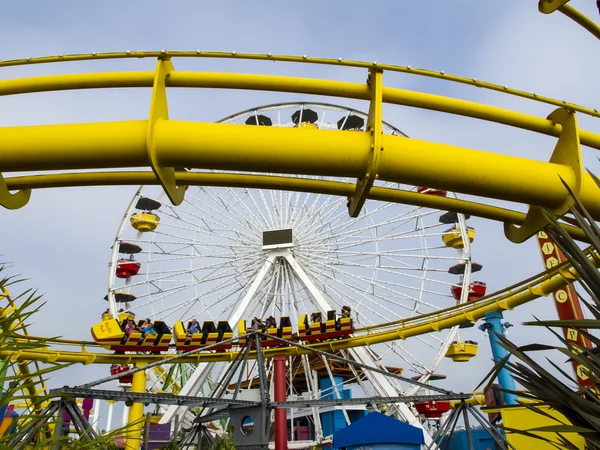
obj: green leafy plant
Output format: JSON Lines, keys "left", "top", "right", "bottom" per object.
{"left": 0, "top": 266, "right": 138, "bottom": 449}
{"left": 480, "top": 177, "right": 600, "bottom": 449}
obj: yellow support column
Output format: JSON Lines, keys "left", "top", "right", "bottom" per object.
{"left": 125, "top": 363, "right": 147, "bottom": 450}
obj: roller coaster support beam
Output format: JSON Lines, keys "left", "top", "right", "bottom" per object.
{"left": 539, "top": 1, "right": 600, "bottom": 42}
{"left": 274, "top": 355, "right": 288, "bottom": 450}
{"left": 125, "top": 362, "right": 147, "bottom": 450}
{"left": 479, "top": 312, "right": 518, "bottom": 405}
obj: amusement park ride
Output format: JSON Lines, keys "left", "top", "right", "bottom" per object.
{"left": 1, "top": 2, "right": 600, "bottom": 449}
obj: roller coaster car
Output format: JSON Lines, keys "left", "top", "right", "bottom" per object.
{"left": 91, "top": 316, "right": 172, "bottom": 352}
{"left": 174, "top": 321, "right": 233, "bottom": 351}
{"left": 297, "top": 311, "right": 353, "bottom": 342}
{"left": 237, "top": 317, "right": 293, "bottom": 347}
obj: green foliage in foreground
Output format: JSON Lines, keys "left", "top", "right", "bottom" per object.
{"left": 0, "top": 267, "right": 137, "bottom": 449}
{"left": 481, "top": 178, "right": 600, "bottom": 450}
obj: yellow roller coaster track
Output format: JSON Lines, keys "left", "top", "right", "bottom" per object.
{"left": 1, "top": 252, "right": 593, "bottom": 366}
{"left": 1, "top": 51, "right": 600, "bottom": 242}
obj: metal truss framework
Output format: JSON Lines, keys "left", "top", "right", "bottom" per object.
{"left": 51, "top": 330, "right": 470, "bottom": 449}
{"left": 8, "top": 399, "right": 98, "bottom": 450}
{"left": 49, "top": 386, "right": 468, "bottom": 411}
{"left": 426, "top": 400, "right": 516, "bottom": 450}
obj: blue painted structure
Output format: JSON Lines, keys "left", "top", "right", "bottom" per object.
{"left": 333, "top": 412, "right": 424, "bottom": 450}
{"left": 480, "top": 311, "right": 518, "bottom": 405}
{"left": 443, "top": 428, "right": 502, "bottom": 450}
{"left": 319, "top": 376, "right": 366, "bottom": 437}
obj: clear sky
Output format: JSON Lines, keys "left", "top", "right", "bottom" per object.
{"left": 1, "top": 0, "right": 599, "bottom": 430}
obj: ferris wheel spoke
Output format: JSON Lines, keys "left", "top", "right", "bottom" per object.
{"left": 142, "top": 279, "right": 247, "bottom": 321}
{"left": 377, "top": 342, "right": 429, "bottom": 374}
{"left": 226, "top": 188, "right": 271, "bottom": 232}
{"left": 293, "top": 192, "right": 346, "bottom": 235}
{"left": 327, "top": 195, "right": 399, "bottom": 236}
{"left": 200, "top": 187, "right": 267, "bottom": 239}
{"left": 258, "top": 190, "right": 277, "bottom": 230}
{"left": 325, "top": 258, "right": 456, "bottom": 291}
{"left": 332, "top": 214, "right": 441, "bottom": 243}
{"left": 298, "top": 253, "right": 453, "bottom": 297}
{"left": 241, "top": 187, "right": 276, "bottom": 231}
{"left": 127, "top": 264, "right": 242, "bottom": 292}
{"left": 330, "top": 204, "right": 428, "bottom": 239}
{"left": 195, "top": 185, "right": 261, "bottom": 231}
{"left": 322, "top": 275, "right": 419, "bottom": 320}
{"left": 176, "top": 190, "right": 258, "bottom": 240}
{"left": 169, "top": 202, "right": 258, "bottom": 244}
{"left": 131, "top": 273, "right": 243, "bottom": 312}
{"left": 302, "top": 260, "right": 448, "bottom": 311}
{"left": 334, "top": 250, "right": 458, "bottom": 263}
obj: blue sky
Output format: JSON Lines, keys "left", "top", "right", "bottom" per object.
{"left": 1, "top": 0, "right": 600, "bottom": 430}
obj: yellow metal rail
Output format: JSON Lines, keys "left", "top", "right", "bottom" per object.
{"left": 0, "top": 71, "right": 599, "bottom": 147}
{"left": 4, "top": 172, "right": 590, "bottom": 242}
{"left": 0, "top": 53, "right": 598, "bottom": 241}
{"left": 0, "top": 51, "right": 598, "bottom": 118}
{"left": 0, "top": 254, "right": 588, "bottom": 366}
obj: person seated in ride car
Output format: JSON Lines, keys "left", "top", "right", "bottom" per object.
{"left": 141, "top": 319, "right": 156, "bottom": 335}
{"left": 125, "top": 319, "right": 138, "bottom": 335}
{"left": 340, "top": 305, "right": 351, "bottom": 318}
{"left": 251, "top": 317, "right": 266, "bottom": 332}
{"left": 265, "top": 316, "right": 277, "bottom": 329}
{"left": 187, "top": 319, "right": 200, "bottom": 335}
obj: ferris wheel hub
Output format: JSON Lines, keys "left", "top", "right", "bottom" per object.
{"left": 262, "top": 228, "right": 294, "bottom": 251}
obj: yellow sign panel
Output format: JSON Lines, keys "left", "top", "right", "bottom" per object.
{"left": 545, "top": 256, "right": 559, "bottom": 268}
{"left": 541, "top": 242, "right": 555, "bottom": 255}
{"left": 501, "top": 405, "right": 585, "bottom": 449}
{"left": 577, "top": 365, "right": 589, "bottom": 381}
{"left": 555, "top": 290, "right": 569, "bottom": 303}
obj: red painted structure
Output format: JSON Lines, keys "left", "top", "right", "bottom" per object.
{"left": 274, "top": 355, "right": 288, "bottom": 450}
{"left": 536, "top": 231, "right": 594, "bottom": 388}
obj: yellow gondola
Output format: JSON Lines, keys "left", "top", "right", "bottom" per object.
{"left": 442, "top": 226, "right": 475, "bottom": 249}
{"left": 445, "top": 340, "right": 478, "bottom": 362}
{"left": 130, "top": 212, "right": 160, "bottom": 232}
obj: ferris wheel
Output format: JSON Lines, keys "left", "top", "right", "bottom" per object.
{"left": 106, "top": 102, "right": 479, "bottom": 434}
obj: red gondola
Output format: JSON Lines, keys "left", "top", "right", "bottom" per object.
{"left": 116, "top": 259, "right": 141, "bottom": 279}
{"left": 451, "top": 281, "right": 487, "bottom": 302}
{"left": 414, "top": 400, "right": 451, "bottom": 419}
{"left": 110, "top": 364, "right": 133, "bottom": 384}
